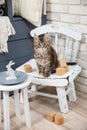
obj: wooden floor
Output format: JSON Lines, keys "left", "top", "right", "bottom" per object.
{"left": 0, "top": 87, "right": 87, "bottom": 130}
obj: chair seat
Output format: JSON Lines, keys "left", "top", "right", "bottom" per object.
{"left": 17, "top": 59, "right": 81, "bottom": 87}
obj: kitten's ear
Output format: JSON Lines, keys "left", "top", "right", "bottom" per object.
{"left": 33, "top": 33, "right": 39, "bottom": 42}
{"left": 34, "top": 33, "right": 38, "bottom": 38}
{"left": 44, "top": 33, "right": 50, "bottom": 42}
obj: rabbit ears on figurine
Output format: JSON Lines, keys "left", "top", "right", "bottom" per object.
{"left": 6, "top": 60, "right": 15, "bottom": 68}
{"left": 8, "top": 60, "right": 15, "bottom": 65}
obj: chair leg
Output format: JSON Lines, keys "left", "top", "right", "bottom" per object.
{"left": 31, "top": 84, "right": 37, "bottom": 91}
{"left": 14, "top": 90, "right": 20, "bottom": 116}
{"left": 56, "top": 87, "right": 69, "bottom": 113}
{"left": 3, "top": 91, "right": 10, "bottom": 130}
{"left": 68, "top": 81, "right": 77, "bottom": 101}
{"left": 22, "top": 87, "right": 31, "bottom": 128}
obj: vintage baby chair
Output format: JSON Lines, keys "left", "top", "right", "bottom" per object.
{"left": 18, "top": 24, "right": 82, "bottom": 113}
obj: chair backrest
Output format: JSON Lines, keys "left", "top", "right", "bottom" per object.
{"left": 30, "top": 24, "right": 82, "bottom": 63}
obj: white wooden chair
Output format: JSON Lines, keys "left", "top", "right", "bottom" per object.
{"left": 17, "top": 24, "right": 82, "bottom": 113}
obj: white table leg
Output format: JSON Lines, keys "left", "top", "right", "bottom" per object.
{"left": 3, "top": 91, "right": 10, "bottom": 130}
{"left": 68, "top": 81, "right": 77, "bottom": 101}
{"left": 14, "top": 90, "right": 20, "bottom": 116}
{"left": 0, "top": 91, "right": 2, "bottom": 122}
{"left": 56, "top": 87, "right": 69, "bottom": 113}
{"left": 22, "top": 87, "right": 31, "bottom": 128}
{"left": 19, "top": 90, "right": 24, "bottom": 103}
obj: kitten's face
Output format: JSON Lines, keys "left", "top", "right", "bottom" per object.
{"left": 33, "top": 34, "right": 50, "bottom": 49}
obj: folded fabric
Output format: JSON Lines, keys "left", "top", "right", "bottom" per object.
{"left": 0, "top": 16, "right": 15, "bottom": 53}
{"left": 0, "top": 0, "right": 5, "bottom": 5}
{"left": 12, "top": 0, "right": 43, "bottom": 27}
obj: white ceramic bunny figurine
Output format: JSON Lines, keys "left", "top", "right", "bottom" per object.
{"left": 6, "top": 60, "right": 17, "bottom": 80}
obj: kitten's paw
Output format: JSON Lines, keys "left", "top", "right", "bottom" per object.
{"left": 39, "top": 72, "right": 51, "bottom": 77}
{"left": 39, "top": 73, "right": 44, "bottom": 77}
{"left": 44, "top": 73, "right": 51, "bottom": 77}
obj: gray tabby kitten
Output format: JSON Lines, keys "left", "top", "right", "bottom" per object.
{"left": 33, "top": 33, "right": 58, "bottom": 77}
